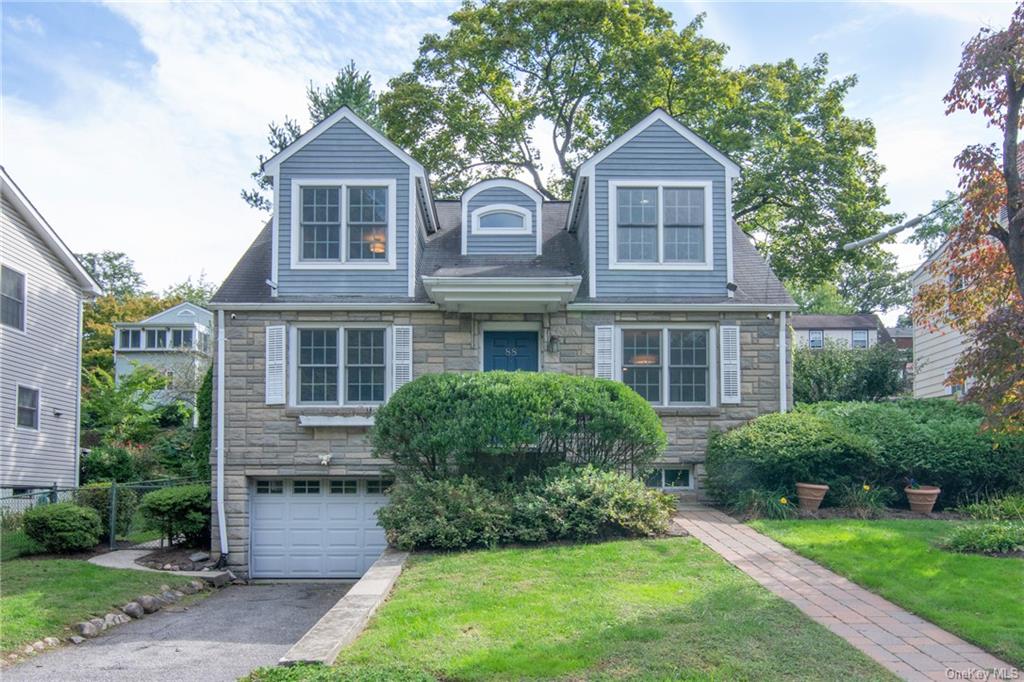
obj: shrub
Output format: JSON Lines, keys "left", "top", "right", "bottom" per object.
{"left": 959, "top": 493, "right": 1024, "bottom": 521}
{"left": 793, "top": 340, "right": 908, "bottom": 403}
{"left": 74, "top": 482, "right": 139, "bottom": 540}
{"left": 192, "top": 367, "right": 213, "bottom": 465}
{"left": 833, "top": 483, "right": 896, "bottom": 519}
{"left": 704, "top": 411, "right": 879, "bottom": 508}
{"left": 23, "top": 503, "right": 102, "bottom": 553}
{"left": 372, "top": 372, "right": 666, "bottom": 487}
{"left": 377, "top": 467, "right": 675, "bottom": 550}
{"left": 139, "top": 484, "right": 211, "bottom": 547}
{"left": 153, "top": 427, "right": 208, "bottom": 480}
{"left": 732, "top": 489, "right": 798, "bottom": 520}
{"left": 941, "top": 522, "right": 1024, "bottom": 555}
{"left": 80, "top": 441, "right": 159, "bottom": 483}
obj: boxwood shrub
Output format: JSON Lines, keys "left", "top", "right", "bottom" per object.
{"left": 23, "top": 503, "right": 102, "bottom": 553}
{"left": 372, "top": 372, "right": 666, "bottom": 486}
{"left": 139, "top": 484, "right": 211, "bottom": 547}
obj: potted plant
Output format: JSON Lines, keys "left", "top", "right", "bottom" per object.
{"left": 904, "top": 477, "right": 941, "bottom": 514}
{"left": 795, "top": 482, "right": 829, "bottom": 511}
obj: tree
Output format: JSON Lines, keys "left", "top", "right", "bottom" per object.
{"left": 162, "top": 273, "right": 218, "bottom": 306}
{"left": 916, "top": 3, "right": 1024, "bottom": 430}
{"left": 375, "top": 1, "right": 897, "bottom": 281}
{"left": 77, "top": 251, "right": 146, "bottom": 299}
{"left": 835, "top": 254, "right": 911, "bottom": 314}
{"left": 242, "top": 61, "right": 379, "bottom": 210}
{"left": 81, "top": 366, "right": 168, "bottom": 445}
{"left": 82, "top": 293, "right": 185, "bottom": 374}
{"left": 793, "top": 341, "right": 908, "bottom": 403}
{"left": 786, "top": 281, "right": 855, "bottom": 315}
{"left": 908, "top": 191, "right": 963, "bottom": 255}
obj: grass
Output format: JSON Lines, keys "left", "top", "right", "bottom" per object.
{"left": 0, "top": 530, "right": 43, "bottom": 562}
{"left": 250, "top": 538, "right": 893, "bottom": 681}
{"left": 751, "top": 519, "right": 1024, "bottom": 668}
{"left": 0, "top": 559, "right": 194, "bottom": 653}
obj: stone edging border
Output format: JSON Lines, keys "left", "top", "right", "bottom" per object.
{"left": 279, "top": 548, "right": 410, "bottom": 667}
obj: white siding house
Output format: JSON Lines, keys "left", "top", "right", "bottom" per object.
{"left": 791, "top": 314, "right": 889, "bottom": 349}
{"left": 910, "top": 245, "right": 970, "bottom": 398}
{"left": 0, "top": 167, "right": 102, "bottom": 495}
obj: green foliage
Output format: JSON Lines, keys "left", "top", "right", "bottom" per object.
{"left": 161, "top": 274, "right": 218, "bottom": 306}
{"left": 246, "top": 663, "right": 436, "bottom": 682}
{"left": 81, "top": 293, "right": 185, "bottom": 374}
{"left": 77, "top": 250, "right": 146, "bottom": 299}
{"left": 152, "top": 427, "right": 208, "bottom": 480}
{"left": 73, "top": 483, "right": 139, "bottom": 540}
{"left": 833, "top": 483, "right": 897, "bottom": 519}
{"left": 786, "top": 281, "right": 855, "bottom": 315}
{"left": 941, "top": 522, "right": 1024, "bottom": 555}
{"left": 908, "top": 191, "right": 962, "bottom": 255}
{"left": 138, "top": 484, "right": 211, "bottom": 547}
{"left": 80, "top": 441, "right": 158, "bottom": 484}
{"left": 835, "top": 253, "right": 911, "bottom": 314}
{"left": 192, "top": 367, "right": 213, "bottom": 465}
{"left": 704, "top": 411, "right": 879, "bottom": 508}
{"left": 23, "top": 503, "right": 102, "bottom": 554}
{"left": 372, "top": 372, "right": 666, "bottom": 486}
{"left": 793, "top": 340, "right": 908, "bottom": 403}
{"left": 81, "top": 366, "right": 167, "bottom": 443}
{"left": 958, "top": 493, "right": 1024, "bottom": 521}
{"left": 733, "top": 489, "right": 798, "bottom": 520}
{"left": 377, "top": 467, "right": 675, "bottom": 550}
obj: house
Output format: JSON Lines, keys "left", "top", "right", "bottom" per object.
{"left": 208, "top": 107, "right": 796, "bottom": 579}
{"left": 886, "top": 326, "right": 913, "bottom": 351}
{"left": 791, "top": 314, "right": 891, "bottom": 350}
{"left": 909, "top": 244, "right": 969, "bottom": 398}
{"left": 0, "top": 167, "right": 102, "bottom": 497}
{"left": 113, "top": 302, "right": 213, "bottom": 418}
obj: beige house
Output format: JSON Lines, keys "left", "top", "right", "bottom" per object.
{"left": 791, "top": 314, "right": 890, "bottom": 350}
{"left": 909, "top": 245, "right": 970, "bottom": 398}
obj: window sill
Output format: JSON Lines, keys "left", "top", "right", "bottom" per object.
{"left": 285, "top": 406, "right": 378, "bottom": 428}
{"left": 654, "top": 406, "right": 721, "bottom": 417}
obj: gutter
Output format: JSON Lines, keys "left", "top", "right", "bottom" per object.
{"left": 567, "top": 302, "right": 800, "bottom": 312}
{"left": 215, "top": 310, "right": 228, "bottom": 559}
{"left": 206, "top": 302, "right": 439, "bottom": 312}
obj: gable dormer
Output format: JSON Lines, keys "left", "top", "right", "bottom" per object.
{"left": 567, "top": 110, "right": 740, "bottom": 299}
{"left": 461, "top": 178, "right": 544, "bottom": 256}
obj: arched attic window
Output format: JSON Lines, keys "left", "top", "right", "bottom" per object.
{"left": 470, "top": 204, "right": 532, "bottom": 235}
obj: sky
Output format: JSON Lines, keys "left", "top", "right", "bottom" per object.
{"left": 1, "top": 1, "right": 1015, "bottom": 323}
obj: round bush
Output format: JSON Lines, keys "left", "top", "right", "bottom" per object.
{"left": 74, "top": 482, "right": 139, "bottom": 541}
{"left": 372, "top": 372, "right": 667, "bottom": 486}
{"left": 704, "top": 411, "right": 879, "bottom": 507}
{"left": 23, "top": 503, "right": 102, "bottom": 553}
{"left": 139, "top": 484, "right": 211, "bottom": 547}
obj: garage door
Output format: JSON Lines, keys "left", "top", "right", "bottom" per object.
{"left": 250, "top": 478, "right": 389, "bottom": 578}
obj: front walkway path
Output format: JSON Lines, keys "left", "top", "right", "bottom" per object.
{"left": 674, "top": 505, "right": 1018, "bottom": 682}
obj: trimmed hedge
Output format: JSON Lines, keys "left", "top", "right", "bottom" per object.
{"left": 705, "top": 399, "right": 1024, "bottom": 508}
{"left": 376, "top": 467, "right": 676, "bottom": 550}
{"left": 139, "top": 484, "right": 211, "bottom": 547}
{"left": 23, "top": 503, "right": 102, "bottom": 553}
{"left": 372, "top": 372, "right": 666, "bottom": 486}
{"left": 74, "top": 482, "right": 139, "bottom": 541}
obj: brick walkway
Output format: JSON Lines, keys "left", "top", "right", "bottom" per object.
{"left": 674, "top": 506, "right": 1018, "bottom": 682}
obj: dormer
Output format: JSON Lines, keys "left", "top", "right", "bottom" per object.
{"left": 461, "top": 178, "right": 543, "bottom": 256}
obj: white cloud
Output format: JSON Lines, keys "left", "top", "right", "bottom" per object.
{"left": 6, "top": 14, "right": 44, "bottom": 36}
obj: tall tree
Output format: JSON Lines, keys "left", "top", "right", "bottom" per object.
{"left": 916, "top": 3, "right": 1024, "bottom": 430}
{"left": 162, "top": 273, "right": 218, "bottom": 306}
{"left": 785, "top": 281, "right": 855, "bottom": 315}
{"left": 835, "top": 254, "right": 911, "bottom": 314}
{"left": 77, "top": 251, "right": 146, "bottom": 299}
{"left": 242, "top": 61, "right": 379, "bottom": 211}
{"left": 907, "top": 191, "right": 963, "bottom": 255}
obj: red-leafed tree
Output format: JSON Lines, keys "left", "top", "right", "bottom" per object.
{"left": 916, "top": 3, "right": 1024, "bottom": 429}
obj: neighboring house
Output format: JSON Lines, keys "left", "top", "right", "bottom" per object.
{"left": 208, "top": 107, "right": 796, "bottom": 579}
{"left": 0, "top": 167, "right": 102, "bottom": 496}
{"left": 909, "top": 244, "right": 970, "bottom": 398}
{"left": 791, "top": 314, "right": 891, "bottom": 350}
{"left": 886, "top": 326, "right": 913, "bottom": 351}
{"left": 113, "top": 302, "right": 213, "bottom": 416}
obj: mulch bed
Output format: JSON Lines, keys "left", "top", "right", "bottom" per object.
{"left": 137, "top": 547, "right": 215, "bottom": 572}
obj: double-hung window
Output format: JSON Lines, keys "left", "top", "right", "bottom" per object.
{"left": 172, "top": 328, "right": 194, "bottom": 349}
{"left": 146, "top": 329, "right": 167, "bottom": 349}
{"left": 119, "top": 329, "right": 142, "bottom": 349}
{"left": 808, "top": 330, "right": 824, "bottom": 350}
{"left": 610, "top": 181, "right": 712, "bottom": 268}
{"left": 851, "top": 329, "right": 869, "bottom": 349}
{"left": 16, "top": 386, "right": 39, "bottom": 430}
{"left": 620, "top": 327, "right": 714, "bottom": 406}
{"left": 293, "top": 179, "right": 394, "bottom": 268}
{"left": 1, "top": 266, "right": 26, "bottom": 331}
{"left": 294, "top": 326, "right": 388, "bottom": 406}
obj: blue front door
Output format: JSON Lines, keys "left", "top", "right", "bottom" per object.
{"left": 483, "top": 331, "right": 539, "bottom": 372}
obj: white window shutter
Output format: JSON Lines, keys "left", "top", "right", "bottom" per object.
{"left": 265, "top": 325, "right": 286, "bottom": 405}
{"left": 392, "top": 325, "right": 413, "bottom": 392}
{"left": 595, "top": 325, "right": 615, "bottom": 379}
{"left": 720, "top": 324, "right": 741, "bottom": 404}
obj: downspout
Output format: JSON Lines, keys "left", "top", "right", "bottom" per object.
{"left": 778, "top": 311, "right": 788, "bottom": 413}
{"left": 215, "top": 309, "right": 228, "bottom": 560}
{"left": 74, "top": 298, "right": 84, "bottom": 487}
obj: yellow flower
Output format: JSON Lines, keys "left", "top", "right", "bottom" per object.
{"left": 863, "top": 484, "right": 871, "bottom": 492}
{"left": 779, "top": 497, "right": 789, "bottom": 505}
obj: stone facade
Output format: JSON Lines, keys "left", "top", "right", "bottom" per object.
{"left": 211, "top": 308, "right": 791, "bottom": 574}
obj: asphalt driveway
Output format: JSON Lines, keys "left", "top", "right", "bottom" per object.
{"left": 5, "top": 582, "right": 351, "bottom": 682}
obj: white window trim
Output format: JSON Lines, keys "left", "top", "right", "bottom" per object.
{"left": 808, "top": 329, "right": 824, "bottom": 349}
{"left": 851, "top": 329, "right": 869, "bottom": 349}
{"left": 15, "top": 384, "right": 40, "bottom": 431}
{"left": 614, "top": 324, "right": 718, "bottom": 407}
{"left": 649, "top": 466, "right": 694, "bottom": 491}
{"left": 470, "top": 204, "right": 532, "bottom": 235}
{"left": 608, "top": 180, "right": 714, "bottom": 271}
{"left": 1, "top": 264, "right": 28, "bottom": 334}
{"left": 287, "top": 323, "right": 393, "bottom": 408}
{"left": 289, "top": 177, "right": 398, "bottom": 271}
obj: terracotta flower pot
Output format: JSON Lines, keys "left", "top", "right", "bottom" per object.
{"left": 795, "top": 483, "right": 829, "bottom": 511}
{"left": 905, "top": 486, "right": 941, "bottom": 514}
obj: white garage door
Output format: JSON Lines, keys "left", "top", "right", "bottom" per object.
{"left": 250, "top": 478, "right": 389, "bottom": 578}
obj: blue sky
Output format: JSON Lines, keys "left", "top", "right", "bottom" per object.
{"left": 2, "top": 1, "right": 1015, "bottom": 320}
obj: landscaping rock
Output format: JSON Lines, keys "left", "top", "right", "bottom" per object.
{"left": 68, "top": 636, "right": 84, "bottom": 645}
{"left": 179, "top": 583, "right": 196, "bottom": 595}
{"left": 103, "top": 613, "right": 119, "bottom": 628}
{"left": 31, "top": 641, "right": 45, "bottom": 652}
{"left": 43, "top": 637, "right": 60, "bottom": 647}
{"left": 189, "top": 551, "right": 210, "bottom": 563}
{"left": 89, "top": 617, "right": 106, "bottom": 632}
{"left": 189, "top": 579, "right": 205, "bottom": 592}
{"left": 138, "top": 595, "right": 161, "bottom": 613}
{"left": 159, "top": 584, "right": 171, "bottom": 593}
{"left": 73, "top": 621, "right": 99, "bottom": 638}
{"left": 122, "top": 601, "right": 144, "bottom": 619}
{"left": 23, "top": 645, "right": 35, "bottom": 655}
{"left": 203, "top": 572, "right": 232, "bottom": 588}
{"left": 9, "top": 653, "right": 20, "bottom": 660}
{"left": 160, "top": 590, "right": 180, "bottom": 603}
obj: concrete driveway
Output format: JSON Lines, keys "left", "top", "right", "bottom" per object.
{"left": 5, "top": 582, "right": 351, "bottom": 682}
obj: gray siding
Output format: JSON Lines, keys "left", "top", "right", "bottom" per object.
{"left": 594, "top": 119, "right": 728, "bottom": 296}
{"left": 0, "top": 195, "right": 82, "bottom": 489}
{"left": 576, "top": 183, "right": 591, "bottom": 295}
{"left": 277, "top": 119, "right": 410, "bottom": 296}
{"left": 466, "top": 187, "right": 536, "bottom": 255}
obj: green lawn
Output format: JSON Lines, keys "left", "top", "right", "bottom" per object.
{"left": 252, "top": 538, "right": 892, "bottom": 681}
{"left": 0, "top": 559, "right": 195, "bottom": 653}
{"left": 0, "top": 530, "right": 42, "bottom": 562}
{"left": 751, "top": 519, "right": 1024, "bottom": 668}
